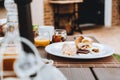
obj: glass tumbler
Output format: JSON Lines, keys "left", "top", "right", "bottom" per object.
{"left": 52, "top": 29, "right": 67, "bottom": 43}
{"left": 34, "top": 30, "right": 50, "bottom": 47}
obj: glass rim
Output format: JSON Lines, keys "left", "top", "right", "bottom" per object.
{"left": 55, "top": 29, "right": 66, "bottom": 31}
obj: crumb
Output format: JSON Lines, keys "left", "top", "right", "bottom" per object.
{"left": 92, "top": 48, "right": 99, "bottom": 53}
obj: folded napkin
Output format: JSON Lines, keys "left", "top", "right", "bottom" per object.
{"left": 113, "top": 54, "right": 120, "bottom": 62}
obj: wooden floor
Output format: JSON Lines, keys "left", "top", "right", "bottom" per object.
{"left": 0, "top": 6, "right": 120, "bottom": 54}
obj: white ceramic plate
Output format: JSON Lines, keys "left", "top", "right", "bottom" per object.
{"left": 45, "top": 41, "right": 114, "bottom": 59}
{"left": 0, "top": 18, "right": 7, "bottom": 25}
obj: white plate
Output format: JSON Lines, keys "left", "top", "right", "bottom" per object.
{"left": 45, "top": 41, "right": 114, "bottom": 59}
{"left": 0, "top": 18, "right": 7, "bottom": 25}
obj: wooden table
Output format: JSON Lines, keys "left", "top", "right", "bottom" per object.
{"left": 1, "top": 36, "right": 120, "bottom": 79}
{"left": 38, "top": 36, "right": 120, "bottom": 80}
{"left": 49, "top": 0, "right": 83, "bottom": 34}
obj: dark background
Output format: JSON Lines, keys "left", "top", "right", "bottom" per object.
{"left": 78, "top": 0, "right": 105, "bottom": 25}
{"left": 0, "top": 0, "right": 4, "bottom": 6}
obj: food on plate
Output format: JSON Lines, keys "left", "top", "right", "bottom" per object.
{"left": 75, "top": 36, "right": 100, "bottom": 54}
{"left": 77, "top": 49, "right": 90, "bottom": 54}
{"left": 90, "top": 45, "right": 101, "bottom": 54}
{"left": 62, "top": 43, "right": 77, "bottom": 56}
{"left": 75, "top": 36, "right": 93, "bottom": 50}
{"left": 92, "top": 48, "right": 99, "bottom": 53}
{"left": 61, "top": 36, "right": 101, "bottom": 56}
{"left": 75, "top": 36, "right": 93, "bottom": 54}
{"left": 75, "top": 36, "right": 84, "bottom": 49}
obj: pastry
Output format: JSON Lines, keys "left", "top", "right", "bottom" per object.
{"left": 75, "top": 36, "right": 84, "bottom": 49}
{"left": 75, "top": 36, "right": 93, "bottom": 54}
{"left": 62, "top": 43, "right": 77, "bottom": 56}
{"left": 75, "top": 36, "right": 92, "bottom": 50}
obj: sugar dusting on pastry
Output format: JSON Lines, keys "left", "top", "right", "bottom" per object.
{"left": 62, "top": 36, "right": 100, "bottom": 56}
{"left": 75, "top": 36, "right": 93, "bottom": 50}
{"left": 62, "top": 43, "right": 77, "bottom": 56}
{"left": 75, "top": 36, "right": 100, "bottom": 54}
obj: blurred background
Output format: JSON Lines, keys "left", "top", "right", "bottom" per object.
{"left": 0, "top": 0, "right": 120, "bottom": 53}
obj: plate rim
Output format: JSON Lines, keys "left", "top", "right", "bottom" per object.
{"left": 45, "top": 41, "right": 114, "bottom": 59}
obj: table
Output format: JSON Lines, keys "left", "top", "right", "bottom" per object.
{"left": 49, "top": 0, "right": 83, "bottom": 34}
{"left": 1, "top": 36, "right": 120, "bottom": 79}
{"left": 38, "top": 36, "right": 120, "bottom": 80}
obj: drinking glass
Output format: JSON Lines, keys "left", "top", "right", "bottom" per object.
{"left": 52, "top": 29, "right": 67, "bottom": 43}
{"left": 39, "top": 26, "right": 54, "bottom": 41}
{"left": 34, "top": 30, "right": 50, "bottom": 47}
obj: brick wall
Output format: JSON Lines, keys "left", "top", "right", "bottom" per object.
{"left": 112, "top": 0, "right": 120, "bottom": 26}
{"left": 44, "top": 0, "right": 120, "bottom": 26}
{"left": 44, "top": 0, "right": 54, "bottom": 25}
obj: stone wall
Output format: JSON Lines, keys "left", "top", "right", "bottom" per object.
{"left": 44, "top": 0, "right": 120, "bottom": 26}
